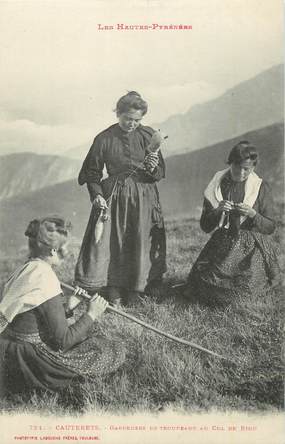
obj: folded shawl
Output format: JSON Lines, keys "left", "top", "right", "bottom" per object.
{"left": 0, "top": 259, "right": 61, "bottom": 333}
{"left": 204, "top": 168, "right": 263, "bottom": 226}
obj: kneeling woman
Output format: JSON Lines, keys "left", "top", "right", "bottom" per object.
{"left": 0, "top": 216, "right": 125, "bottom": 397}
{"left": 184, "top": 141, "right": 278, "bottom": 306}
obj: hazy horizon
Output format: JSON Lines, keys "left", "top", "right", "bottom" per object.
{"left": 0, "top": 0, "right": 283, "bottom": 156}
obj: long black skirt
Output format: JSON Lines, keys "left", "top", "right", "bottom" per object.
{"left": 185, "top": 228, "right": 279, "bottom": 306}
{"left": 75, "top": 176, "right": 166, "bottom": 293}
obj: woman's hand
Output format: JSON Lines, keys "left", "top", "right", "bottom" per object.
{"left": 216, "top": 200, "right": 233, "bottom": 214}
{"left": 148, "top": 130, "right": 166, "bottom": 152}
{"left": 93, "top": 194, "right": 108, "bottom": 210}
{"left": 145, "top": 152, "right": 159, "bottom": 172}
{"left": 87, "top": 294, "right": 109, "bottom": 321}
{"left": 234, "top": 203, "right": 257, "bottom": 218}
{"left": 66, "top": 286, "right": 89, "bottom": 311}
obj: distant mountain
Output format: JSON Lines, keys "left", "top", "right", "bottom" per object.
{"left": 155, "top": 64, "right": 283, "bottom": 157}
{"left": 0, "top": 123, "right": 283, "bottom": 254}
{"left": 65, "top": 143, "right": 90, "bottom": 160}
{"left": 64, "top": 65, "right": 283, "bottom": 161}
{"left": 0, "top": 152, "right": 81, "bottom": 200}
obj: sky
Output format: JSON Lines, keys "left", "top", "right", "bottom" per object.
{"left": 0, "top": 0, "right": 283, "bottom": 156}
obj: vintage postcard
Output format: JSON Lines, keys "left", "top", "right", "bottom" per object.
{"left": 0, "top": 0, "right": 283, "bottom": 443}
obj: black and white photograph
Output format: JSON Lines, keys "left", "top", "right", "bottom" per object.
{"left": 0, "top": 1, "right": 283, "bottom": 443}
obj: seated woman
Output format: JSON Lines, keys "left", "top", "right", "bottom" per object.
{"left": 0, "top": 216, "right": 125, "bottom": 398}
{"left": 184, "top": 141, "right": 279, "bottom": 307}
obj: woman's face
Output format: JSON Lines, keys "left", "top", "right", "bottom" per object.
{"left": 117, "top": 108, "right": 144, "bottom": 132}
{"left": 230, "top": 159, "right": 255, "bottom": 182}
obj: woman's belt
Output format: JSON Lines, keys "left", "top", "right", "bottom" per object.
{"left": 105, "top": 170, "right": 155, "bottom": 185}
{"left": 3, "top": 327, "right": 42, "bottom": 344}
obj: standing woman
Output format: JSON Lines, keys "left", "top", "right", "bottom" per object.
{"left": 184, "top": 141, "right": 279, "bottom": 307}
{"left": 75, "top": 91, "right": 166, "bottom": 305}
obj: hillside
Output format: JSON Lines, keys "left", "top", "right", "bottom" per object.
{"left": 160, "top": 122, "right": 284, "bottom": 216}
{"left": 155, "top": 64, "right": 283, "bottom": 156}
{"left": 0, "top": 152, "right": 81, "bottom": 200}
{"left": 0, "top": 123, "right": 283, "bottom": 254}
{"left": 65, "top": 143, "right": 90, "bottom": 160}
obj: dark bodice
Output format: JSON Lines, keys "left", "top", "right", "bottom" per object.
{"left": 78, "top": 124, "right": 165, "bottom": 200}
{"left": 6, "top": 295, "right": 93, "bottom": 353}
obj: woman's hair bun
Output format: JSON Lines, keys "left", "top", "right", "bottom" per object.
{"left": 25, "top": 219, "right": 40, "bottom": 239}
{"left": 127, "top": 91, "right": 141, "bottom": 97}
{"left": 116, "top": 91, "right": 147, "bottom": 116}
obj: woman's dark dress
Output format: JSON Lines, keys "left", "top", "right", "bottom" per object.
{"left": 185, "top": 172, "right": 278, "bottom": 306}
{"left": 0, "top": 293, "right": 125, "bottom": 396}
{"left": 74, "top": 123, "right": 166, "bottom": 293}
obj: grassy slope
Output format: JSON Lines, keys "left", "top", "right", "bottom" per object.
{"left": 0, "top": 202, "right": 283, "bottom": 415}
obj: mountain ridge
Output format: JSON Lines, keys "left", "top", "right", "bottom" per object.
{"left": 0, "top": 152, "right": 81, "bottom": 200}
{"left": 64, "top": 64, "right": 283, "bottom": 160}
{"left": 0, "top": 122, "right": 283, "bottom": 254}
{"left": 154, "top": 64, "right": 283, "bottom": 156}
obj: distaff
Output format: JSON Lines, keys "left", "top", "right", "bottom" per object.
{"left": 62, "top": 282, "right": 230, "bottom": 362}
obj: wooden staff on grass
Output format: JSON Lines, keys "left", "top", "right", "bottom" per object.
{"left": 61, "top": 282, "right": 230, "bottom": 362}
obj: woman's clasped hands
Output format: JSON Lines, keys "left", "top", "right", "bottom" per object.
{"left": 216, "top": 200, "right": 256, "bottom": 219}
{"left": 67, "top": 286, "right": 109, "bottom": 320}
{"left": 216, "top": 200, "right": 233, "bottom": 213}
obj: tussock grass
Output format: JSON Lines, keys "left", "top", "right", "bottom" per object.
{"left": 0, "top": 209, "right": 283, "bottom": 415}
